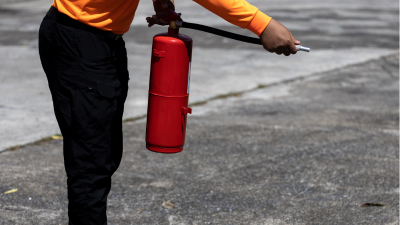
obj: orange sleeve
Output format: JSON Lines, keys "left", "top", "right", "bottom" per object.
{"left": 193, "top": 0, "right": 272, "bottom": 36}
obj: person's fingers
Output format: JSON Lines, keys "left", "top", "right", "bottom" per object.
{"left": 283, "top": 49, "right": 290, "bottom": 56}
{"left": 159, "top": 18, "right": 168, "bottom": 25}
{"left": 151, "top": 15, "right": 160, "bottom": 24}
{"left": 289, "top": 44, "right": 297, "bottom": 54}
{"left": 281, "top": 46, "right": 290, "bottom": 56}
{"left": 289, "top": 45, "right": 297, "bottom": 55}
{"left": 155, "top": 11, "right": 168, "bottom": 25}
{"left": 146, "top": 17, "right": 155, "bottom": 27}
{"left": 153, "top": 14, "right": 167, "bottom": 25}
{"left": 288, "top": 40, "right": 297, "bottom": 54}
{"left": 275, "top": 50, "right": 282, "bottom": 55}
{"left": 292, "top": 35, "right": 300, "bottom": 45}
{"left": 148, "top": 13, "right": 169, "bottom": 26}
{"left": 264, "top": 46, "right": 274, "bottom": 53}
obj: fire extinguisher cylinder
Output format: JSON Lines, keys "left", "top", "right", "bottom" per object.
{"left": 145, "top": 25, "right": 193, "bottom": 154}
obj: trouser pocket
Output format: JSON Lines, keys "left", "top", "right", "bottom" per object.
{"left": 56, "top": 69, "right": 119, "bottom": 171}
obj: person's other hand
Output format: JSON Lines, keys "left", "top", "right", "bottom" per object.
{"left": 260, "top": 19, "right": 300, "bottom": 56}
{"left": 146, "top": 0, "right": 175, "bottom": 27}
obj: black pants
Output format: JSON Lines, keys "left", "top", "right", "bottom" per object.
{"left": 39, "top": 9, "right": 129, "bottom": 225}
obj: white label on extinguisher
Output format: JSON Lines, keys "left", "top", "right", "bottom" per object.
{"left": 187, "top": 61, "right": 191, "bottom": 95}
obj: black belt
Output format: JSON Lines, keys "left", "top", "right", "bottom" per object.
{"left": 46, "top": 6, "right": 123, "bottom": 41}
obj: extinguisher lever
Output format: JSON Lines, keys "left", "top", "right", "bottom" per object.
{"left": 181, "top": 107, "right": 192, "bottom": 115}
{"left": 153, "top": 1, "right": 181, "bottom": 21}
{"left": 153, "top": 49, "right": 165, "bottom": 58}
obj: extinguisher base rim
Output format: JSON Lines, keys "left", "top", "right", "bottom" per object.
{"left": 146, "top": 143, "right": 183, "bottom": 154}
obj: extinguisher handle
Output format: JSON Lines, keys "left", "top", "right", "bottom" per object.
{"left": 153, "top": 1, "right": 181, "bottom": 21}
{"left": 181, "top": 107, "right": 192, "bottom": 115}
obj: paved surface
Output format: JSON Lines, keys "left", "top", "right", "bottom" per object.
{"left": 0, "top": 0, "right": 399, "bottom": 224}
{"left": 0, "top": 0, "right": 398, "bottom": 150}
{"left": 0, "top": 54, "right": 398, "bottom": 224}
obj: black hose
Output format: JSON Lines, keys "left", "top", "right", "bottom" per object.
{"left": 181, "top": 21, "right": 262, "bottom": 45}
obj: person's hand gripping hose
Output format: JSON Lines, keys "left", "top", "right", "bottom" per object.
{"left": 260, "top": 19, "right": 301, "bottom": 56}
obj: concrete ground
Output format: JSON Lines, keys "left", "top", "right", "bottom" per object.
{"left": 0, "top": 0, "right": 398, "bottom": 150}
{"left": 0, "top": 0, "right": 399, "bottom": 224}
{"left": 0, "top": 53, "right": 398, "bottom": 224}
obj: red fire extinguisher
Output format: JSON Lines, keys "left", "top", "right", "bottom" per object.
{"left": 145, "top": 4, "right": 311, "bottom": 154}
{"left": 145, "top": 7, "right": 192, "bottom": 154}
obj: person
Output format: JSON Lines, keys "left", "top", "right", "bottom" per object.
{"left": 38, "top": 0, "right": 300, "bottom": 224}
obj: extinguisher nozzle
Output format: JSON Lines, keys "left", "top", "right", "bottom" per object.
{"left": 296, "top": 45, "right": 310, "bottom": 52}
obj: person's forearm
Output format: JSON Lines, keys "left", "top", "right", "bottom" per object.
{"left": 192, "top": 0, "right": 272, "bottom": 36}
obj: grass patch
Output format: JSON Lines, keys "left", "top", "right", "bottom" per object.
{"left": 5, "top": 135, "right": 61, "bottom": 152}
{"left": 188, "top": 100, "right": 208, "bottom": 107}
{"left": 257, "top": 84, "right": 268, "bottom": 88}
{"left": 210, "top": 92, "right": 242, "bottom": 100}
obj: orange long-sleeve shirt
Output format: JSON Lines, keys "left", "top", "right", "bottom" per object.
{"left": 52, "top": 0, "right": 271, "bottom": 36}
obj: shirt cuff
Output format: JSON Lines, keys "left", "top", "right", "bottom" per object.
{"left": 246, "top": 10, "right": 272, "bottom": 36}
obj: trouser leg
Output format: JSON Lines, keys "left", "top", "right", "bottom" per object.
{"left": 38, "top": 10, "right": 129, "bottom": 225}
{"left": 64, "top": 76, "right": 128, "bottom": 224}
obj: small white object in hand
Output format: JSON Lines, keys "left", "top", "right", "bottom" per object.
{"left": 295, "top": 45, "right": 310, "bottom": 52}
